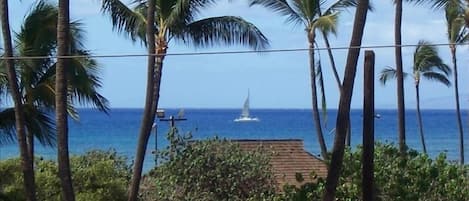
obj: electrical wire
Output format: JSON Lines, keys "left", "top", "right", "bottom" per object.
{"left": 0, "top": 42, "right": 468, "bottom": 60}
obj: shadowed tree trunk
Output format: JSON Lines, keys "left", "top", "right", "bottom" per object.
{"left": 322, "top": 0, "right": 370, "bottom": 200}
{"left": 127, "top": 0, "right": 157, "bottom": 200}
{"left": 56, "top": 0, "right": 75, "bottom": 200}
{"left": 0, "top": 0, "right": 36, "bottom": 200}
{"left": 415, "top": 82, "right": 427, "bottom": 153}
{"left": 308, "top": 31, "right": 328, "bottom": 160}
{"left": 395, "top": 0, "right": 406, "bottom": 154}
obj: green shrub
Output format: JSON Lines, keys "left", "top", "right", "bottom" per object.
{"left": 0, "top": 149, "right": 131, "bottom": 201}
{"left": 142, "top": 133, "right": 276, "bottom": 201}
{"left": 276, "top": 143, "right": 469, "bottom": 201}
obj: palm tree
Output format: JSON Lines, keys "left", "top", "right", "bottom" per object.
{"left": 99, "top": 1, "right": 269, "bottom": 200}
{"left": 380, "top": 40, "right": 451, "bottom": 154}
{"left": 394, "top": 0, "right": 407, "bottom": 154}
{"left": 0, "top": 0, "right": 36, "bottom": 200}
{"left": 322, "top": 0, "right": 370, "bottom": 200}
{"left": 249, "top": 0, "right": 361, "bottom": 160}
{"left": 0, "top": 1, "right": 109, "bottom": 163}
{"left": 422, "top": 0, "right": 466, "bottom": 164}
{"left": 56, "top": 0, "right": 75, "bottom": 199}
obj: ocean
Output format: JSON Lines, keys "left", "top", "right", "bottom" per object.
{"left": 1, "top": 109, "right": 468, "bottom": 171}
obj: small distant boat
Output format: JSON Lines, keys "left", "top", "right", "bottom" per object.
{"left": 374, "top": 114, "right": 381, "bottom": 119}
{"left": 234, "top": 91, "right": 259, "bottom": 122}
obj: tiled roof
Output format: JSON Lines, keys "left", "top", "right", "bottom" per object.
{"left": 232, "top": 139, "right": 328, "bottom": 189}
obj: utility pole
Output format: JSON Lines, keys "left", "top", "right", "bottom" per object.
{"left": 362, "top": 50, "right": 375, "bottom": 201}
{"left": 160, "top": 110, "right": 187, "bottom": 160}
{"left": 152, "top": 109, "right": 165, "bottom": 166}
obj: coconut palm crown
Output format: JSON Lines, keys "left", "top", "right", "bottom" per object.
{"left": 0, "top": 1, "right": 109, "bottom": 148}
{"left": 101, "top": 0, "right": 269, "bottom": 50}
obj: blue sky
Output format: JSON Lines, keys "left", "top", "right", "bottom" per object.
{"left": 7, "top": 0, "right": 469, "bottom": 109}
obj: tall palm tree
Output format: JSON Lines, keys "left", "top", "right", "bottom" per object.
{"left": 249, "top": 0, "right": 361, "bottom": 160}
{"left": 322, "top": 0, "right": 370, "bottom": 200}
{"left": 56, "top": 0, "right": 75, "bottom": 199}
{"left": 0, "top": 0, "right": 36, "bottom": 200}
{"left": 380, "top": 40, "right": 451, "bottom": 154}
{"left": 99, "top": 1, "right": 269, "bottom": 200}
{"left": 127, "top": 0, "right": 156, "bottom": 200}
{"left": 422, "top": 0, "right": 466, "bottom": 164}
{"left": 394, "top": 0, "right": 407, "bottom": 154}
{"left": 0, "top": 1, "right": 109, "bottom": 162}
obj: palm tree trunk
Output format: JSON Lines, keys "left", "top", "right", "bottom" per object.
{"left": 127, "top": 0, "right": 157, "bottom": 200}
{"left": 0, "top": 1, "right": 37, "bottom": 200}
{"left": 27, "top": 130, "right": 34, "bottom": 163}
{"left": 321, "top": 31, "right": 342, "bottom": 89}
{"left": 322, "top": 0, "right": 369, "bottom": 200}
{"left": 395, "top": 0, "right": 406, "bottom": 154}
{"left": 308, "top": 32, "right": 328, "bottom": 160}
{"left": 415, "top": 83, "right": 427, "bottom": 153}
{"left": 56, "top": 0, "right": 75, "bottom": 200}
{"left": 450, "top": 45, "right": 464, "bottom": 164}
{"left": 320, "top": 31, "right": 352, "bottom": 148}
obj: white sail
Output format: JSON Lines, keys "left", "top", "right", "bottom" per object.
{"left": 234, "top": 91, "right": 259, "bottom": 122}
{"left": 241, "top": 94, "right": 250, "bottom": 117}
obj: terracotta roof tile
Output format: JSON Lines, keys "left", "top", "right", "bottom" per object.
{"left": 231, "top": 139, "right": 328, "bottom": 189}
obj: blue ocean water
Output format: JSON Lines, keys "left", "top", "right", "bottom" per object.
{"left": 1, "top": 109, "right": 468, "bottom": 171}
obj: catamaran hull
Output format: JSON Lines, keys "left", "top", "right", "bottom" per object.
{"left": 234, "top": 117, "right": 260, "bottom": 122}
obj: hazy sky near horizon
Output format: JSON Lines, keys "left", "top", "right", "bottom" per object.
{"left": 7, "top": 0, "right": 469, "bottom": 109}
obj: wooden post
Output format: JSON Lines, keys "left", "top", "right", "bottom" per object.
{"left": 362, "top": 50, "right": 375, "bottom": 201}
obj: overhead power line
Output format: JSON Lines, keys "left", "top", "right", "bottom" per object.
{"left": 1, "top": 42, "right": 468, "bottom": 60}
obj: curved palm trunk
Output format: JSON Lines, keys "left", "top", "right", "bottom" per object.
{"left": 321, "top": 31, "right": 342, "bottom": 89}
{"left": 308, "top": 32, "right": 328, "bottom": 160}
{"left": 415, "top": 83, "right": 427, "bottom": 153}
{"left": 0, "top": 1, "right": 37, "bottom": 200}
{"left": 395, "top": 0, "right": 406, "bottom": 154}
{"left": 450, "top": 46, "right": 464, "bottom": 164}
{"left": 322, "top": 0, "right": 369, "bottom": 200}
{"left": 320, "top": 31, "right": 352, "bottom": 148}
{"left": 127, "top": 0, "right": 157, "bottom": 200}
{"left": 56, "top": 0, "right": 75, "bottom": 200}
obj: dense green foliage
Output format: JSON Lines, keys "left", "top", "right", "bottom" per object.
{"left": 141, "top": 131, "right": 277, "bottom": 201}
{"left": 0, "top": 150, "right": 130, "bottom": 201}
{"left": 1, "top": 142, "right": 468, "bottom": 201}
{"left": 278, "top": 143, "right": 469, "bottom": 201}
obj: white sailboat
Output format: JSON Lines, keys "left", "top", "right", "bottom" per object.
{"left": 234, "top": 91, "right": 259, "bottom": 122}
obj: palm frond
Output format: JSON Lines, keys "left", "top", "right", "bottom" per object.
{"left": 291, "top": 0, "right": 317, "bottom": 24}
{"left": 179, "top": 16, "right": 269, "bottom": 50}
{"left": 422, "top": 72, "right": 451, "bottom": 86}
{"left": 70, "top": 20, "right": 87, "bottom": 51}
{"left": 315, "top": 53, "right": 327, "bottom": 128}
{"left": 0, "top": 106, "right": 55, "bottom": 147}
{"left": 66, "top": 51, "right": 110, "bottom": 113}
{"left": 167, "top": 0, "right": 218, "bottom": 27}
{"left": 325, "top": 0, "right": 373, "bottom": 14}
{"left": 379, "top": 67, "right": 398, "bottom": 85}
{"left": 23, "top": 104, "right": 56, "bottom": 147}
{"left": 414, "top": 40, "right": 451, "bottom": 76}
{"left": 0, "top": 109, "right": 16, "bottom": 145}
{"left": 249, "top": 0, "right": 304, "bottom": 26}
{"left": 423, "top": 0, "right": 465, "bottom": 10}
{"left": 101, "top": 0, "right": 147, "bottom": 43}
{"left": 314, "top": 13, "right": 338, "bottom": 35}
{"left": 16, "top": 0, "right": 56, "bottom": 59}
{"left": 451, "top": 17, "right": 466, "bottom": 43}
